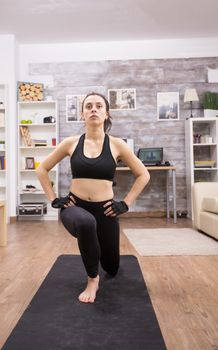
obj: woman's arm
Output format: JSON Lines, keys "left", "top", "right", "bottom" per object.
{"left": 36, "top": 137, "right": 72, "bottom": 202}
{"left": 115, "top": 138, "right": 150, "bottom": 207}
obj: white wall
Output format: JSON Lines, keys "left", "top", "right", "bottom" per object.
{"left": 19, "top": 37, "right": 218, "bottom": 81}
{"left": 0, "top": 35, "right": 18, "bottom": 219}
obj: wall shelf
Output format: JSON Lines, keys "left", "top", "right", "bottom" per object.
{"left": 17, "top": 100, "right": 59, "bottom": 220}
{"left": 185, "top": 117, "right": 218, "bottom": 218}
{"left": 19, "top": 123, "right": 56, "bottom": 126}
{"left": 0, "top": 84, "right": 8, "bottom": 222}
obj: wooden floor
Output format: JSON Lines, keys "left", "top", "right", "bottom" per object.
{"left": 0, "top": 218, "right": 218, "bottom": 350}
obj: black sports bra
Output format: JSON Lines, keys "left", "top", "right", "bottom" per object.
{"left": 70, "top": 134, "right": 117, "bottom": 182}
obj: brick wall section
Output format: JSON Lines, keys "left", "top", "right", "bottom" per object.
{"left": 29, "top": 57, "right": 218, "bottom": 212}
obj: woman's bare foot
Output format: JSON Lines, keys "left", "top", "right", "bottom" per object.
{"left": 78, "top": 275, "right": 99, "bottom": 303}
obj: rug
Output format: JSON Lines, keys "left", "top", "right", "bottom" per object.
{"left": 2, "top": 255, "right": 166, "bottom": 350}
{"left": 123, "top": 228, "right": 218, "bottom": 256}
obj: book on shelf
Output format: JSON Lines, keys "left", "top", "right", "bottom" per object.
{"left": 194, "top": 160, "right": 216, "bottom": 168}
{"left": 32, "top": 139, "right": 48, "bottom": 147}
{"left": 0, "top": 156, "right": 6, "bottom": 170}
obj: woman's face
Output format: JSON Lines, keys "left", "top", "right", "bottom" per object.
{"left": 82, "top": 95, "right": 108, "bottom": 128}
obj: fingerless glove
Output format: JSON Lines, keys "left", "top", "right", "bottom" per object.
{"left": 51, "top": 196, "right": 71, "bottom": 209}
{"left": 111, "top": 200, "right": 129, "bottom": 215}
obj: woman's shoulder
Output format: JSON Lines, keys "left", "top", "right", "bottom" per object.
{"left": 63, "top": 135, "right": 81, "bottom": 144}
{"left": 108, "top": 135, "right": 133, "bottom": 158}
{"left": 59, "top": 135, "right": 82, "bottom": 154}
{"left": 108, "top": 135, "right": 127, "bottom": 147}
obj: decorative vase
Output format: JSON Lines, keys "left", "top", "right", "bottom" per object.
{"left": 45, "top": 95, "right": 53, "bottom": 101}
{"left": 204, "top": 109, "right": 218, "bottom": 118}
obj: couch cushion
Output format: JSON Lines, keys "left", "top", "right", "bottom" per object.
{"left": 200, "top": 212, "right": 218, "bottom": 240}
{"left": 202, "top": 196, "right": 218, "bottom": 214}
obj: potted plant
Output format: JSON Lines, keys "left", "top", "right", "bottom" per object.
{"left": 203, "top": 91, "right": 218, "bottom": 117}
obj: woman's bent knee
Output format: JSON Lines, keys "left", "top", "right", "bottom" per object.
{"left": 76, "top": 215, "right": 96, "bottom": 232}
{"left": 60, "top": 206, "right": 97, "bottom": 238}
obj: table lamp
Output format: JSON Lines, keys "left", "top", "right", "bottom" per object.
{"left": 184, "top": 88, "right": 199, "bottom": 118}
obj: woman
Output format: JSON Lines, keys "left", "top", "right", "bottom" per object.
{"left": 36, "top": 92, "right": 150, "bottom": 303}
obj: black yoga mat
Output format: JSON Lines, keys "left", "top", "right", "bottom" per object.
{"left": 2, "top": 255, "right": 166, "bottom": 350}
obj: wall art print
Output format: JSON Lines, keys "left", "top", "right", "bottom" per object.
{"left": 108, "top": 88, "right": 136, "bottom": 110}
{"left": 157, "top": 92, "right": 179, "bottom": 121}
{"left": 66, "top": 94, "right": 86, "bottom": 122}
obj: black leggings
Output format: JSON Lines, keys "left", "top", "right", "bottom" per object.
{"left": 60, "top": 192, "right": 120, "bottom": 278}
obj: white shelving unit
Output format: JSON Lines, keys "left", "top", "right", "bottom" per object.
{"left": 0, "top": 84, "right": 9, "bottom": 221}
{"left": 17, "top": 101, "right": 59, "bottom": 220}
{"left": 185, "top": 117, "right": 218, "bottom": 218}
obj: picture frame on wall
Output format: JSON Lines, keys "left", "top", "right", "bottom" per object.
{"left": 108, "top": 88, "right": 136, "bottom": 110}
{"left": 66, "top": 95, "right": 86, "bottom": 123}
{"left": 157, "top": 92, "right": 179, "bottom": 121}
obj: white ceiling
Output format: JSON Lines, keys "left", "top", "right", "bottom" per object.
{"left": 1, "top": 0, "right": 218, "bottom": 44}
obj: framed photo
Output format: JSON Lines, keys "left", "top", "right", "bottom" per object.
{"left": 108, "top": 88, "right": 136, "bottom": 110}
{"left": 17, "top": 82, "right": 44, "bottom": 102}
{"left": 25, "top": 157, "right": 35, "bottom": 170}
{"left": 66, "top": 95, "right": 86, "bottom": 122}
{"left": 157, "top": 92, "right": 179, "bottom": 121}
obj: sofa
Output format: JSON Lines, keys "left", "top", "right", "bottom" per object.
{"left": 192, "top": 182, "right": 218, "bottom": 240}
